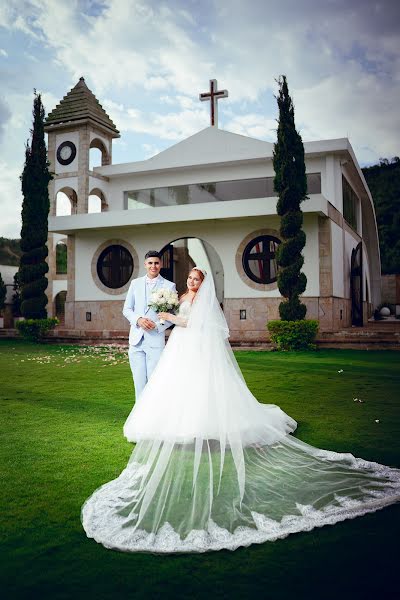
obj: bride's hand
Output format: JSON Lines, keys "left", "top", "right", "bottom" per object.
{"left": 158, "top": 312, "right": 172, "bottom": 321}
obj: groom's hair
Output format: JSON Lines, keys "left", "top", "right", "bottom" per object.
{"left": 144, "top": 250, "right": 162, "bottom": 260}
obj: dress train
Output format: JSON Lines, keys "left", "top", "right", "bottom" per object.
{"left": 81, "top": 290, "right": 400, "bottom": 553}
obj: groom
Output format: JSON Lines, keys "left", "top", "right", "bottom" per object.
{"left": 123, "top": 250, "right": 176, "bottom": 400}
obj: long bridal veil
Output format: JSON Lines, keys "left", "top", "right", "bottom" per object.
{"left": 81, "top": 274, "right": 400, "bottom": 553}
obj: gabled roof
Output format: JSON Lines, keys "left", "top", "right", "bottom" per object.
{"left": 98, "top": 126, "right": 274, "bottom": 176}
{"left": 45, "top": 77, "right": 120, "bottom": 137}
{"left": 146, "top": 126, "right": 273, "bottom": 168}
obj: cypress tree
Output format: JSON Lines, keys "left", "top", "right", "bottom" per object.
{"left": 19, "top": 92, "right": 52, "bottom": 318}
{"left": 273, "top": 76, "right": 308, "bottom": 321}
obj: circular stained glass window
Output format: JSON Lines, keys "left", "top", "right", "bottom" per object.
{"left": 242, "top": 235, "right": 281, "bottom": 285}
{"left": 97, "top": 244, "right": 133, "bottom": 289}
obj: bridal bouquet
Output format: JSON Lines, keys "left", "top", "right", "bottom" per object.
{"left": 148, "top": 288, "right": 180, "bottom": 325}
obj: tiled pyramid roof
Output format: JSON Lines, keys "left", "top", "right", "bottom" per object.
{"left": 45, "top": 77, "right": 119, "bottom": 136}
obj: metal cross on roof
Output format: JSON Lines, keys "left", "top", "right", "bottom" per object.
{"left": 199, "top": 79, "right": 228, "bottom": 127}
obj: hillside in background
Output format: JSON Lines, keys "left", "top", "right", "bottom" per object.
{"left": 0, "top": 237, "right": 22, "bottom": 266}
{"left": 363, "top": 157, "right": 400, "bottom": 275}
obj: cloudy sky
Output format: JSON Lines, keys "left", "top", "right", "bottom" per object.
{"left": 0, "top": 0, "right": 399, "bottom": 238}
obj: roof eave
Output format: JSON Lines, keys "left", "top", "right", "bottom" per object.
{"left": 44, "top": 117, "right": 120, "bottom": 138}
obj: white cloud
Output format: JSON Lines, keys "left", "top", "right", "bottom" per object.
{"left": 294, "top": 65, "right": 400, "bottom": 162}
{"left": 0, "top": 161, "right": 22, "bottom": 238}
{"left": 103, "top": 98, "right": 208, "bottom": 141}
{"left": 142, "top": 143, "right": 161, "bottom": 159}
{"left": 224, "top": 114, "right": 277, "bottom": 141}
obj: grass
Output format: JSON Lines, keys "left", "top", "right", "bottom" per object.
{"left": 0, "top": 339, "right": 399, "bottom": 600}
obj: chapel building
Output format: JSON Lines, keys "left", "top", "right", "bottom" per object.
{"left": 44, "top": 78, "right": 381, "bottom": 342}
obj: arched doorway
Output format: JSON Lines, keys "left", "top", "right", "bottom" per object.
{"left": 351, "top": 241, "right": 363, "bottom": 326}
{"left": 160, "top": 238, "right": 224, "bottom": 304}
{"left": 54, "top": 291, "right": 67, "bottom": 326}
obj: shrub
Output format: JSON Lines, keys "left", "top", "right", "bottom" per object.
{"left": 16, "top": 317, "right": 59, "bottom": 342}
{"left": 268, "top": 319, "right": 319, "bottom": 351}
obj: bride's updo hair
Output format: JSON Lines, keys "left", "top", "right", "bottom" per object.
{"left": 190, "top": 267, "right": 206, "bottom": 281}
{"left": 180, "top": 267, "right": 206, "bottom": 300}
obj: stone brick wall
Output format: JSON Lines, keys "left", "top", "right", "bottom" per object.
{"left": 65, "top": 299, "right": 129, "bottom": 331}
{"left": 381, "top": 274, "right": 400, "bottom": 304}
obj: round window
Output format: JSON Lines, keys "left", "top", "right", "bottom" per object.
{"left": 96, "top": 244, "right": 133, "bottom": 289}
{"left": 242, "top": 235, "right": 281, "bottom": 285}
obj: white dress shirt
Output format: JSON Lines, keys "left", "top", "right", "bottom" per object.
{"left": 145, "top": 275, "right": 161, "bottom": 288}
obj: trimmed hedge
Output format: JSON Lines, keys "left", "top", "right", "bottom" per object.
{"left": 16, "top": 317, "right": 59, "bottom": 342}
{"left": 268, "top": 319, "right": 319, "bottom": 351}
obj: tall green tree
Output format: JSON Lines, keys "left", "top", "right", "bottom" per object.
{"left": 363, "top": 157, "right": 400, "bottom": 274}
{"left": 273, "top": 75, "right": 307, "bottom": 321}
{"left": 19, "top": 92, "right": 52, "bottom": 318}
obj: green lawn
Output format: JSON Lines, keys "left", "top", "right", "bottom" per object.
{"left": 1, "top": 339, "right": 399, "bottom": 600}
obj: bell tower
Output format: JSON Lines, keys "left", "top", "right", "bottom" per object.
{"left": 44, "top": 77, "right": 120, "bottom": 320}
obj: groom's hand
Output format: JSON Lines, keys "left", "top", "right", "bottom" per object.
{"left": 137, "top": 317, "right": 156, "bottom": 331}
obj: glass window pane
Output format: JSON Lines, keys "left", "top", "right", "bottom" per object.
{"left": 97, "top": 245, "right": 133, "bottom": 289}
{"left": 125, "top": 173, "right": 321, "bottom": 210}
{"left": 242, "top": 235, "right": 280, "bottom": 284}
{"left": 342, "top": 176, "right": 358, "bottom": 231}
{"left": 307, "top": 173, "right": 321, "bottom": 194}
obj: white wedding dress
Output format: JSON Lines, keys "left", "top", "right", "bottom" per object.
{"left": 81, "top": 275, "right": 400, "bottom": 553}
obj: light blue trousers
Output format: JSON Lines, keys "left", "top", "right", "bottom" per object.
{"left": 128, "top": 338, "right": 163, "bottom": 401}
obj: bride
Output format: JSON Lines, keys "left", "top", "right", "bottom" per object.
{"left": 81, "top": 268, "right": 400, "bottom": 553}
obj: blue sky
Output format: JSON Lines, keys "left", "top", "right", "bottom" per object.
{"left": 0, "top": 0, "right": 399, "bottom": 237}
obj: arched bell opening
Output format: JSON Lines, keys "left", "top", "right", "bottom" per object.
{"left": 89, "top": 188, "right": 108, "bottom": 213}
{"left": 90, "top": 138, "right": 110, "bottom": 168}
{"left": 56, "top": 187, "right": 78, "bottom": 215}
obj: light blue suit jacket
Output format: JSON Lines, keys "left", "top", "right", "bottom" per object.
{"left": 122, "top": 275, "right": 176, "bottom": 347}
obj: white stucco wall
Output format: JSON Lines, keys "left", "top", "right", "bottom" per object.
{"left": 301, "top": 214, "right": 320, "bottom": 297}
{"left": 52, "top": 232, "right": 67, "bottom": 248}
{"left": 331, "top": 221, "right": 345, "bottom": 298}
{"left": 88, "top": 176, "right": 108, "bottom": 199}
{"left": 321, "top": 155, "right": 344, "bottom": 212}
{"left": 89, "top": 131, "right": 111, "bottom": 154}
{"left": 52, "top": 279, "right": 68, "bottom": 299}
{"left": 54, "top": 132, "right": 80, "bottom": 175}
{"left": 55, "top": 177, "right": 78, "bottom": 195}
{"left": 104, "top": 155, "right": 327, "bottom": 215}
{"left": 362, "top": 246, "right": 372, "bottom": 303}
{"left": 74, "top": 215, "right": 320, "bottom": 302}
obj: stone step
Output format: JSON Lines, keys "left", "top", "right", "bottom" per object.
{"left": 0, "top": 329, "right": 18, "bottom": 338}
{"left": 1, "top": 327, "right": 399, "bottom": 350}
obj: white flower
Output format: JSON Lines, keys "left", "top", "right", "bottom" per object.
{"left": 338, "top": 369, "right": 343, "bottom": 373}
{"left": 375, "top": 419, "right": 380, "bottom": 423}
